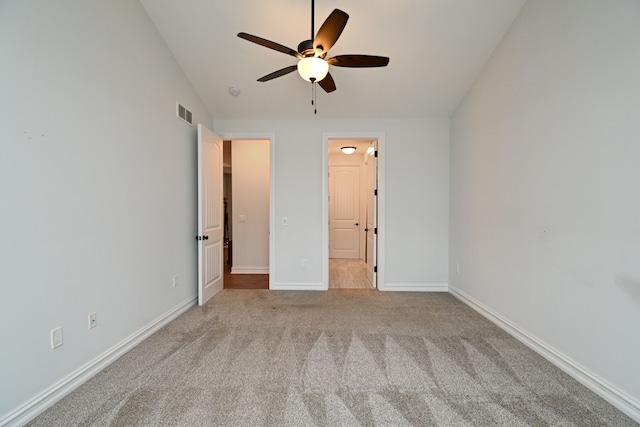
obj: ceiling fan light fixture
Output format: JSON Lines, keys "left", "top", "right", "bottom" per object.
{"left": 297, "top": 57, "right": 329, "bottom": 82}
{"left": 341, "top": 146, "right": 356, "bottom": 154}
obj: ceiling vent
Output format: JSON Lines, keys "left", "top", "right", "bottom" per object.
{"left": 176, "top": 102, "right": 193, "bottom": 125}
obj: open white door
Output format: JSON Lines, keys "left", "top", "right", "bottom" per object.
{"left": 197, "top": 124, "right": 224, "bottom": 305}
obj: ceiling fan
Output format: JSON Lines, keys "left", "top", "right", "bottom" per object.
{"left": 237, "top": 0, "right": 389, "bottom": 94}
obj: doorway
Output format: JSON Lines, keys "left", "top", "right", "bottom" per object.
{"left": 222, "top": 136, "right": 275, "bottom": 289}
{"left": 324, "top": 135, "right": 382, "bottom": 289}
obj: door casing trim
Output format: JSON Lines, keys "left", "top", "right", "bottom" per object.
{"left": 323, "top": 132, "right": 385, "bottom": 290}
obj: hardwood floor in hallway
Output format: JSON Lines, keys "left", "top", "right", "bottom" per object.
{"left": 223, "top": 270, "right": 269, "bottom": 289}
{"left": 221, "top": 254, "right": 371, "bottom": 290}
{"left": 223, "top": 249, "right": 268, "bottom": 289}
{"left": 329, "top": 258, "right": 373, "bottom": 289}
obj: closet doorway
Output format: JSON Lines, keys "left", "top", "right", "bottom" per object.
{"left": 223, "top": 138, "right": 272, "bottom": 289}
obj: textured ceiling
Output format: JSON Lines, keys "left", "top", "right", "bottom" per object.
{"left": 140, "top": 0, "right": 525, "bottom": 120}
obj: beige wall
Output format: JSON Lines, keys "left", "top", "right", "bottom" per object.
{"left": 0, "top": 1, "right": 212, "bottom": 421}
{"left": 450, "top": 0, "right": 640, "bottom": 416}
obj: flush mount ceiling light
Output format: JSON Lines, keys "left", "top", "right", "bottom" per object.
{"left": 341, "top": 146, "right": 356, "bottom": 154}
{"left": 237, "top": 0, "right": 389, "bottom": 114}
{"left": 228, "top": 86, "right": 241, "bottom": 96}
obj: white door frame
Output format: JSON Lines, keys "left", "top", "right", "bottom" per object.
{"left": 221, "top": 132, "right": 276, "bottom": 289}
{"left": 364, "top": 141, "right": 378, "bottom": 288}
{"left": 322, "top": 132, "right": 385, "bottom": 290}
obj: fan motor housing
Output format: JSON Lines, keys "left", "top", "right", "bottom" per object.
{"left": 297, "top": 39, "right": 315, "bottom": 57}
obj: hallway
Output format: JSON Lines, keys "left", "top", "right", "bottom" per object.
{"left": 223, "top": 258, "right": 372, "bottom": 289}
{"left": 329, "top": 258, "right": 373, "bottom": 289}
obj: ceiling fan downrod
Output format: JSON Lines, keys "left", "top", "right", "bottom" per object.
{"left": 311, "top": 0, "right": 315, "bottom": 41}
{"left": 310, "top": 0, "right": 317, "bottom": 115}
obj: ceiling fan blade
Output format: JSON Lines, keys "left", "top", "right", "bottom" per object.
{"left": 238, "top": 32, "right": 301, "bottom": 58}
{"left": 318, "top": 73, "right": 336, "bottom": 93}
{"left": 257, "top": 65, "right": 298, "bottom": 82}
{"left": 313, "top": 9, "right": 349, "bottom": 54}
{"left": 327, "top": 55, "right": 390, "bottom": 67}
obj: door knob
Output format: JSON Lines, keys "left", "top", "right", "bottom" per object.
{"left": 355, "top": 223, "right": 359, "bottom": 226}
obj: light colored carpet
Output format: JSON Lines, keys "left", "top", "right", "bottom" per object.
{"left": 29, "top": 290, "right": 636, "bottom": 426}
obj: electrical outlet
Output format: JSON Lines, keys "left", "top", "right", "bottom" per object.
{"left": 173, "top": 275, "right": 179, "bottom": 287}
{"left": 51, "top": 327, "right": 63, "bottom": 349}
{"left": 88, "top": 312, "right": 97, "bottom": 329}
{"left": 301, "top": 258, "right": 308, "bottom": 268}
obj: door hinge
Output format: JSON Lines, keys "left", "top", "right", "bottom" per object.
{"left": 374, "top": 189, "right": 377, "bottom": 196}
{"left": 374, "top": 227, "right": 377, "bottom": 234}
{"left": 374, "top": 266, "right": 377, "bottom": 273}
{"left": 374, "top": 150, "right": 378, "bottom": 158}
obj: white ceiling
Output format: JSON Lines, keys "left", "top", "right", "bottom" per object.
{"left": 140, "top": 0, "right": 525, "bottom": 120}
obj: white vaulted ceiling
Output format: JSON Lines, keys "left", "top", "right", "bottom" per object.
{"left": 140, "top": 0, "right": 525, "bottom": 120}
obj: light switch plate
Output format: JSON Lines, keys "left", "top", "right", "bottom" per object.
{"left": 51, "top": 327, "right": 63, "bottom": 349}
{"left": 88, "top": 312, "right": 97, "bottom": 329}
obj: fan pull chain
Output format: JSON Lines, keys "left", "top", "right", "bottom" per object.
{"left": 311, "top": 81, "right": 318, "bottom": 114}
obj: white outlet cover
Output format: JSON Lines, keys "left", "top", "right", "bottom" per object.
{"left": 51, "top": 327, "right": 63, "bottom": 349}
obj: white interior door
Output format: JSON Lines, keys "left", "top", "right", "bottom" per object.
{"left": 365, "top": 146, "right": 377, "bottom": 287}
{"left": 329, "top": 165, "right": 360, "bottom": 258}
{"left": 197, "top": 124, "right": 224, "bottom": 305}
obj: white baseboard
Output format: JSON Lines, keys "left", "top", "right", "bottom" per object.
{"left": 448, "top": 285, "right": 640, "bottom": 424}
{"left": 380, "top": 282, "right": 449, "bottom": 292}
{"left": 0, "top": 297, "right": 197, "bottom": 427}
{"left": 231, "top": 266, "right": 269, "bottom": 274}
{"left": 271, "top": 282, "right": 326, "bottom": 291}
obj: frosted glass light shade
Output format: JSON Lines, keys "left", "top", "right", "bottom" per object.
{"left": 341, "top": 146, "right": 356, "bottom": 154}
{"left": 297, "top": 57, "right": 329, "bottom": 82}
